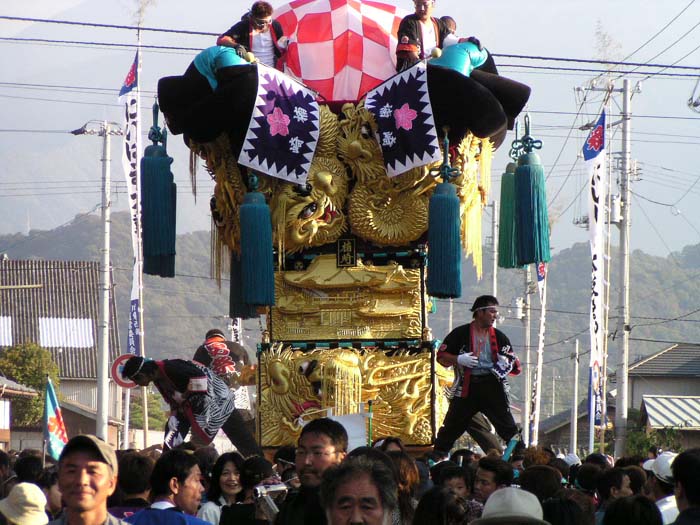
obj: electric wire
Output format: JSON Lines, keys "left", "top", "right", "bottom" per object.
{"left": 631, "top": 194, "right": 683, "bottom": 268}
{"left": 621, "top": 0, "right": 697, "bottom": 61}
{"left": 0, "top": 15, "right": 218, "bottom": 36}
{"left": 0, "top": 203, "right": 101, "bottom": 253}
{"left": 613, "top": 20, "right": 700, "bottom": 81}
{"left": 0, "top": 36, "right": 202, "bottom": 52}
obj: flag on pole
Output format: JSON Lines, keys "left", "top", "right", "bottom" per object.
{"left": 584, "top": 111, "right": 606, "bottom": 427}
{"left": 44, "top": 378, "right": 68, "bottom": 461}
{"left": 536, "top": 262, "right": 546, "bottom": 302}
{"left": 119, "top": 52, "right": 139, "bottom": 99}
{"left": 120, "top": 51, "right": 144, "bottom": 356}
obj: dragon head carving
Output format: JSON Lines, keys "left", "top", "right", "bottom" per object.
{"left": 270, "top": 156, "right": 349, "bottom": 253}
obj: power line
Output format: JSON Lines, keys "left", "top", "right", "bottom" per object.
{"left": 0, "top": 93, "right": 121, "bottom": 108}
{"left": 494, "top": 52, "right": 700, "bottom": 71}
{"left": 632, "top": 307, "right": 700, "bottom": 329}
{"left": 619, "top": 0, "right": 697, "bottom": 62}
{"left": 615, "top": 20, "right": 700, "bottom": 80}
{"left": 502, "top": 63, "right": 700, "bottom": 78}
{"left": 0, "top": 80, "right": 156, "bottom": 96}
{"left": 552, "top": 180, "right": 587, "bottom": 220}
{"left": 0, "top": 36, "right": 201, "bottom": 52}
{"left": 0, "top": 203, "right": 101, "bottom": 252}
{"left": 435, "top": 298, "right": 700, "bottom": 325}
{"left": 630, "top": 190, "right": 674, "bottom": 207}
{"left": 2, "top": 14, "right": 700, "bottom": 71}
{"left": 0, "top": 129, "right": 71, "bottom": 134}
{"left": 533, "top": 110, "right": 699, "bottom": 121}
{"left": 629, "top": 337, "right": 700, "bottom": 346}
{"left": 632, "top": 194, "right": 683, "bottom": 268}
{"left": 0, "top": 15, "right": 218, "bottom": 37}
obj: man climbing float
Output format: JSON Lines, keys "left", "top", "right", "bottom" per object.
{"left": 122, "top": 356, "right": 262, "bottom": 456}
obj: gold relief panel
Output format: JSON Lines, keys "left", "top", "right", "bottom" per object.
{"left": 258, "top": 346, "right": 453, "bottom": 447}
{"left": 271, "top": 254, "right": 423, "bottom": 341}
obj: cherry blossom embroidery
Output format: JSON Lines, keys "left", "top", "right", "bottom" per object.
{"left": 267, "top": 107, "right": 291, "bottom": 136}
{"left": 393, "top": 103, "right": 417, "bottom": 131}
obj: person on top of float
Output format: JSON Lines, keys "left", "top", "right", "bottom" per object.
{"left": 217, "top": 1, "right": 288, "bottom": 70}
{"left": 395, "top": 0, "right": 451, "bottom": 72}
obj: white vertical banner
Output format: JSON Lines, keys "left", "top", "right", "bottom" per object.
{"left": 584, "top": 111, "right": 607, "bottom": 437}
{"left": 529, "top": 267, "right": 547, "bottom": 445}
{"left": 120, "top": 51, "right": 144, "bottom": 357}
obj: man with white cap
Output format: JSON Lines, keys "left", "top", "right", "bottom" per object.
{"left": 643, "top": 451, "right": 679, "bottom": 524}
{"left": 471, "top": 487, "right": 549, "bottom": 525}
{"left": 0, "top": 482, "right": 49, "bottom": 525}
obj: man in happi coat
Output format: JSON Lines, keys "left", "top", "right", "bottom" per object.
{"left": 122, "top": 356, "right": 262, "bottom": 456}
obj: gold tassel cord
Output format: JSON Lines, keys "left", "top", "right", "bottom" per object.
{"left": 188, "top": 146, "right": 198, "bottom": 200}
{"left": 478, "top": 138, "right": 494, "bottom": 201}
{"left": 321, "top": 352, "right": 363, "bottom": 416}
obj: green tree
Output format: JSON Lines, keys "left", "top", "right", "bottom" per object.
{"left": 625, "top": 408, "right": 682, "bottom": 455}
{"left": 128, "top": 388, "right": 168, "bottom": 431}
{"left": 0, "top": 343, "right": 60, "bottom": 426}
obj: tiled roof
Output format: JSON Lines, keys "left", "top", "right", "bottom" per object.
{"left": 628, "top": 344, "right": 700, "bottom": 377}
{"left": 539, "top": 393, "right": 615, "bottom": 434}
{"left": 0, "top": 375, "right": 38, "bottom": 398}
{"left": 641, "top": 395, "right": 700, "bottom": 430}
{"left": 0, "top": 260, "right": 120, "bottom": 379}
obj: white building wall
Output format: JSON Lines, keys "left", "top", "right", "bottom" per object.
{"left": 59, "top": 380, "right": 122, "bottom": 420}
{"left": 630, "top": 377, "right": 700, "bottom": 410}
{"left": 0, "top": 399, "right": 9, "bottom": 431}
{"left": 10, "top": 431, "right": 44, "bottom": 451}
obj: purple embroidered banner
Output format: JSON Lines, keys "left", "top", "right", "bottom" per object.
{"left": 238, "top": 64, "right": 319, "bottom": 184}
{"left": 365, "top": 62, "right": 441, "bottom": 177}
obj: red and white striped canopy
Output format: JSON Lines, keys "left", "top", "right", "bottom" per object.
{"left": 275, "top": 0, "right": 409, "bottom": 102}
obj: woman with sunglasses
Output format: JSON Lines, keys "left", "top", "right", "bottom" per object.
{"left": 216, "top": 1, "right": 288, "bottom": 69}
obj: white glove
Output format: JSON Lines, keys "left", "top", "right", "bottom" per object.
{"left": 278, "top": 36, "right": 289, "bottom": 49}
{"left": 457, "top": 352, "right": 478, "bottom": 368}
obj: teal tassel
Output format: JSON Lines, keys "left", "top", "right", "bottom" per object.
{"left": 141, "top": 145, "right": 176, "bottom": 277}
{"left": 426, "top": 182, "right": 462, "bottom": 298}
{"left": 239, "top": 177, "right": 275, "bottom": 306}
{"left": 229, "top": 251, "right": 258, "bottom": 319}
{"left": 498, "top": 162, "right": 519, "bottom": 269}
{"left": 514, "top": 152, "right": 551, "bottom": 265}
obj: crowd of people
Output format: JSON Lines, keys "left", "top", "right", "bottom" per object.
{"left": 0, "top": 427, "right": 698, "bottom": 525}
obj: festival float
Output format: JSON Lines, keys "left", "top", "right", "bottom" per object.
{"left": 155, "top": 0, "right": 531, "bottom": 448}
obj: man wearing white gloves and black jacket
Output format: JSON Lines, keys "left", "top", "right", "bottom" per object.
{"left": 433, "top": 295, "right": 521, "bottom": 456}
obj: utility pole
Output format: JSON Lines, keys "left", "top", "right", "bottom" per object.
{"left": 72, "top": 121, "right": 123, "bottom": 441}
{"left": 448, "top": 299, "right": 453, "bottom": 333}
{"left": 614, "top": 79, "right": 633, "bottom": 458}
{"left": 551, "top": 371, "right": 556, "bottom": 417}
{"left": 570, "top": 339, "right": 579, "bottom": 454}
{"left": 491, "top": 200, "right": 499, "bottom": 299}
{"left": 521, "top": 266, "right": 532, "bottom": 445}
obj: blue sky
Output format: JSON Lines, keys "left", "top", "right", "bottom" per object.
{"left": 2, "top": 0, "right": 699, "bottom": 258}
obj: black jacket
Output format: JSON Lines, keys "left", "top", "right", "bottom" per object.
{"left": 220, "top": 16, "right": 285, "bottom": 61}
